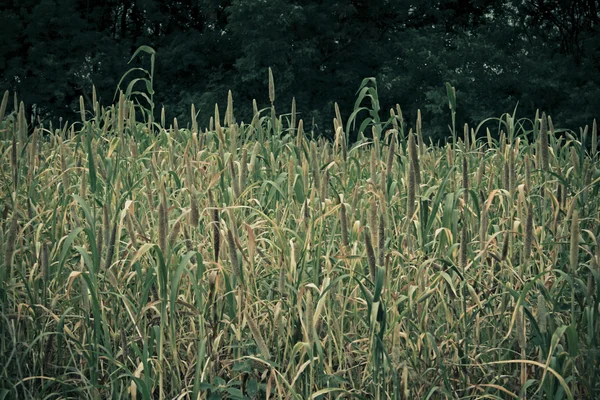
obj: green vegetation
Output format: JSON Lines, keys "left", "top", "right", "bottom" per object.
{"left": 1, "top": 70, "right": 600, "bottom": 399}
{"left": 1, "top": 0, "right": 599, "bottom": 140}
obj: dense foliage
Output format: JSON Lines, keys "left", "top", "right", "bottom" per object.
{"left": 0, "top": 79, "right": 599, "bottom": 398}
{"left": 1, "top": 0, "right": 599, "bottom": 140}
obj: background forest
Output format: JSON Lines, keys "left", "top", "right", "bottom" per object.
{"left": 1, "top": 0, "right": 599, "bottom": 139}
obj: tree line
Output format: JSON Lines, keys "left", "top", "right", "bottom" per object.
{"left": 1, "top": 0, "right": 598, "bottom": 140}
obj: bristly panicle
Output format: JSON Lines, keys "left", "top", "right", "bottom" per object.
{"left": 209, "top": 191, "right": 220, "bottom": 263}
{"left": 523, "top": 202, "right": 534, "bottom": 263}
{"left": 365, "top": 228, "right": 376, "bottom": 281}
{"left": 340, "top": 199, "right": 349, "bottom": 248}
{"left": 539, "top": 112, "right": 550, "bottom": 172}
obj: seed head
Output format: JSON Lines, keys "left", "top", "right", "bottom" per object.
{"left": 158, "top": 195, "right": 168, "bottom": 255}
{"left": 537, "top": 294, "right": 547, "bottom": 334}
{"left": 268, "top": 67, "right": 275, "bottom": 104}
{"left": 509, "top": 148, "right": 516, "bottom": 194}
{"left": 476, "top": 156, "right": 485, "bottom": 188}
{"left": 365, "top": 228, "right": 376, "bottom": 281}
{"left": 523, "top": 202, "right": 534, "bottom": 262}
{"left": 378, "top": 213, "right": 385, "bottom": 267}
{"left": 370, "top": 148, "right": 378, "bottom": 189}
{"left": 0, "top": 90, "right": 9, "bottom": 123}
{"left": 209, "top": 191, "right": 220, "bottom": 262}
{"left": 570, "top": 209, "right": 579, "bottom": 273}
{"left": 168, "top": 219, "right": 182, "bottom": 250}
{"left": 408, "top": 129, "right": 421, "bottom": 187}
{"left": 539, "top": 112, "right": 549, "bottom": 171}
{"left": 246, "top": 310, "right": 271, "bottom": 360}
{"left": 226, "top": 90, "right": 234, "bottom": 126}
{"left": 416, "top": 109, "right": 424, "bottom": 156}
{"left": 402, "top": 363, "right": 409, "bottom": 399}
{"left": 501, "top": 228, "right": 510, "bottom": 261}
{"left": 502, "top": 159, "right": 509, "bottom": 191}
{"left": 460, "top": 221, "right": 468, "bottom": 269}
{"left": 79, "top": 96, "right": 86, "bottom": 123}
{"left": 340, "top": 200, "right": 349, "bottom": 247}
{"left": 386, "top": 132, "right": 396, "bottom": 181}
{"left": 4, "top": 213, "right": 18, "bottom": 271}
{"left": 407, "top": 163, "right": 416, "bottom": 222}
{"left": 291, "top": 97, "right": 296, "bottom": 133}
{"left": 230, "top": 157, "right": 240, "bottom": 198}
{"left": 462, "top": 154, "right": 469, "bottom": 204}
{"left": 592, "top": 119, "right": 597, "bottom": 157}
{"left": 310, "top": 141, "right": 321, "bottom": 193}
{"left": 127, "top": 213, "right": 138, "bottom": 249}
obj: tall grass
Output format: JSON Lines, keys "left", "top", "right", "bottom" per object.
{"left": 0, "top": 61, "right": 599, "bottom": 399}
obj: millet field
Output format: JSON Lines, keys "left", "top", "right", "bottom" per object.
{"left": 1, "top": 54, "right": 600, "bottom": 399}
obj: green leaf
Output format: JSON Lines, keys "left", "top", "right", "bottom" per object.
{"left": 170, "top": 251, "right": 197, "bottom": 327}
{"left": 225, "top": 387, "right": 245, "bottom": 399}
{"left": 57, "top": 227, "right": 83, "bottom": 279}
{"left": 373, "top": 266, "right": 385, "bottom": 302}
{"left": 565, "top": 325, "right": 579, "bottom": 358}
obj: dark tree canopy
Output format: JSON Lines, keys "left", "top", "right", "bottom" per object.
{"left": 1, "top": 0, "right": 598, "bottom": 141}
